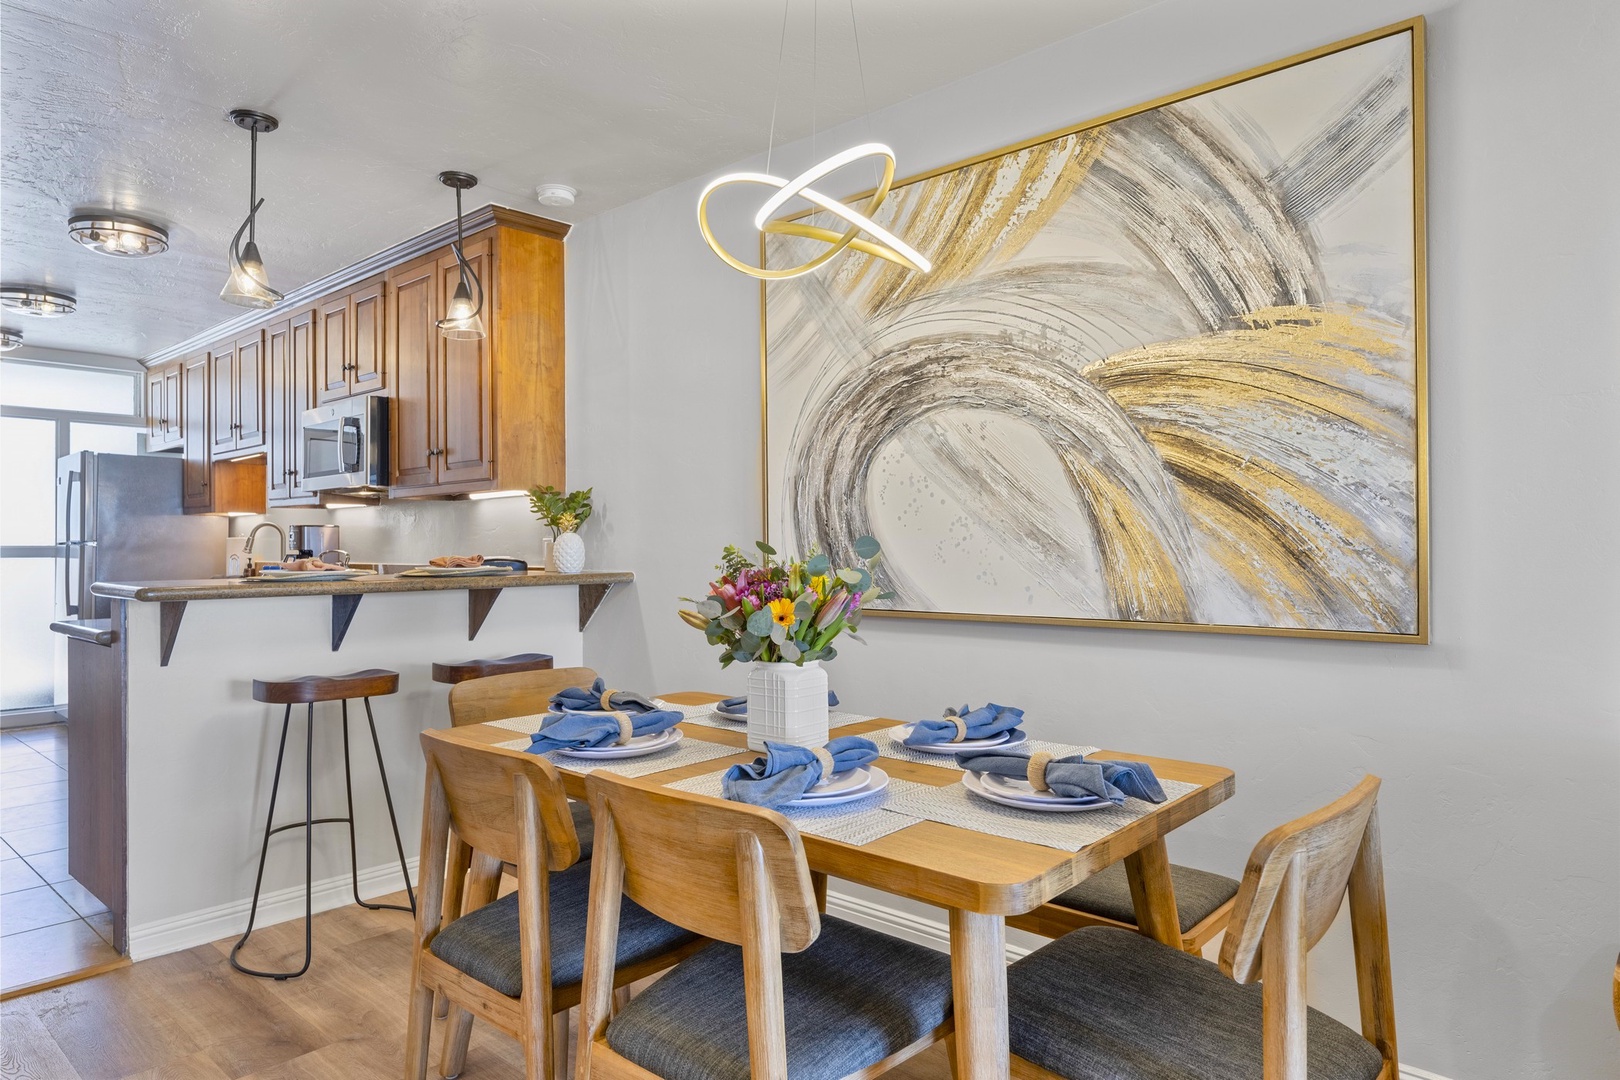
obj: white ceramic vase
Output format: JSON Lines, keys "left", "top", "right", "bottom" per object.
{"left": 551, "top": 531, "right": 585, "bottom": 574}
{"left": 745, "top": 659, "right": 828, "bottom": 751}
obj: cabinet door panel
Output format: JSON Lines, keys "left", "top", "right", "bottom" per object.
{"left": 182, "top": 354, "right": 212, "bottom": 511}
{"left": 350, "top": 278, "right": 386, "bottom": 394}
{"left": 161, "top": 366, "right": 183, "bottom": 447}
{"left": 209, "top": 345, "right": 236, "bottom": 452}
{"left": 146, "top": 373, "right": 164, "bottom": 442}
{"left": 265, "top": 321, "right": 292, "bottom": 502}
{"left": 387, "top": 257, "right": 438, "bottom": 489}
{"left": 234, "top": 330, "right": 266, "bottom": 452}
{"left": 437, "top": 241, "right": 494, "bottom": 485}
{"left": 289, "top": 309, "right": 316, "bottom": 499}
{"left": 316, "top": 295, "right": 351, "bottom": 403}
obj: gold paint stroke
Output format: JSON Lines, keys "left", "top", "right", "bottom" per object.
{"left": 1061, "top": 447, "right": 1193, "bottom": 624}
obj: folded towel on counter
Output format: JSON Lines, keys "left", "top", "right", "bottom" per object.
{"left": 902, "top": 702, "right": 1025, "bottom": 747}
{"left": 720, "top": 736, "right": 879, "bottom": 808}
{"left": 550, "top": 677, "right": 659, "bottom": 715}
{"left": 525, "top": 708, "right": 681, "bottom": 754}
{"left": 956, "top": 747, "right": 1166, "bottom": 805}
{"left": 716, "top": 691, "right": 839, "bottom": 714}
{"left": 429, "top": 554, "right": 485, "bottom": 567}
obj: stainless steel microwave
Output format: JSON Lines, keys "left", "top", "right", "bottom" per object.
{"left": 301, "top": 395, "right": 389, "bottom": 493}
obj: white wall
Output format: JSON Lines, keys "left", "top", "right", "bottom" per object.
{"left": 560, "top": 2, "right": 1620, "bottom": 1079}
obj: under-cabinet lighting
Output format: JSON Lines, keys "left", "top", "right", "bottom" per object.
{"left": 466, "top": 489, "right": 528, "bottom": 501}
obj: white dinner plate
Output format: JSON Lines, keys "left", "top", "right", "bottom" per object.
{"left": 713, "top": 704, "right": 748, "bottom": 722}
{"left": 960, "top": 769, "right": 1111, "bottom": 813}
{"left": 552, "top": 728, "right": 683, "bottom": 759}
{"left": 791, "top": 766, "right": 889, "bottom": 807}
{"left": 980, "top": 772, "right": 1110, "bottom": 807}
{"left": 398, "top": 565, "right": 517, "bottom": 577}
{"left": 799, "top": 766, "right": 873, "bottom": 799}
{"left": 892, "top": 724, "right": 1026, "bottom": 753}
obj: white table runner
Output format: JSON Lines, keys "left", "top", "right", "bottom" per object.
{"left": 883, "top": 777, "right": 1200, "bottom": 852}
{"left": 667, "top": 770, "right": 924, "bottom": 846}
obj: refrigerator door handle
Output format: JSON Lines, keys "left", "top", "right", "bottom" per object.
{"left": 61, "top": 469, "right": 81, "bottom": 617}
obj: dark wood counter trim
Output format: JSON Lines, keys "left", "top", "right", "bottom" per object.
{"left": 49, "top": 619, "right": 117, "bottom": 646}
{"left": 92, "top": 569, "right": 632, "bottom": 603}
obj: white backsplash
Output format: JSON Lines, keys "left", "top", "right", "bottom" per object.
{"left": 231, "top": 495, "right": 555, "bottom": 566}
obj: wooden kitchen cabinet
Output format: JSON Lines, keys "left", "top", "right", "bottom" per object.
{"left": 266, "top": 309, "right": 320, "bottom": 506}
{"left": 316, "top": 274, "right": 387, "bottom": 404}
{"left": 387, "top": 226, "right": 562, "bottom": 498}
{"left": 181, "top": 352, "right": 212, "bottom": 511}
{"left": 145, "top": 361, "right": 182, "bottom": 447}
{"left": 209, "top": 330, "right": 267, "bottom": 457}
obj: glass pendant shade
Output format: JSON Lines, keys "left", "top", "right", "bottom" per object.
{"left": 439, "top": 277, "right": 485, "bottom": 340}
{"left": 220, "top": 238, "right": 281, "bottom": 308}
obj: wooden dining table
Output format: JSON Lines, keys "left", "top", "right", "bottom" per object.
{"left": 436, "top": 690, "right": 1236, "bottom": 1080}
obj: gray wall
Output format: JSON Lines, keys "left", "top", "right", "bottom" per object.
{"left": 563, "top": 1, "right": 1620, "bottom": 1078}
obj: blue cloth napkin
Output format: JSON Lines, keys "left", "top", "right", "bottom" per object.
{"left": 903, "top": 702, "right": 1025, "bottom": 747}
{"left": 957, "top": 747, "right": 1166, "bottom": 805}
{"left": 550, "top": 677, "right": 659, "bottom": 715}
{"left": 525, "top": 708, "right": 681, "bottom": 754}
{"left": 720, "top": 736, "right": 879, "bottom": 808}
{"left": 717, "top": 691, "right": 839, "bottom": 715}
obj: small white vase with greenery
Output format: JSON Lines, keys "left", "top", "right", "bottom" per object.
{"left": 527, "top": 485, "right": 592, "bottom": 573}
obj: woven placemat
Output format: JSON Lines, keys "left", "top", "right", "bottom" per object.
{"left": 652, "top": 700, "right": 881, "bottom": 734}
{"left": 869, "top": 725, "right": 1099, "bottom": 772}
{"left": 485, "top": 717, "right": 744, "bottom": 777}
{"left": 666, "top": 769, "right": 923, "bottom": 846}
{"left": 883, "top": 776, "right": 1200, "bottom": 852}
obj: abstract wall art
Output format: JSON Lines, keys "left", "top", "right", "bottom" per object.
{"left": 762, "top": 19, "right": 1428, "bottom": 641}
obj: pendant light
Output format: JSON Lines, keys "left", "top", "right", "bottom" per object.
{"left": 68, "top": 214, "right": 169, "bottom": 258}
{"left": 697, "top": 0, "right": 930, "bottom": 280}
{"left": 220, "top": 109, "right": 283, "bottom": 308}
{"left": 436, "top": 172, "right": 486, "bottom": 340}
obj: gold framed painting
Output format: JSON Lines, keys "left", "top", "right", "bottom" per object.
{"left": 761, "top": 18, "right": 1428, "bottom": 642}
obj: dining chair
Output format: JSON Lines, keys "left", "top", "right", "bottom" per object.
{"left": 1006, "top": 859, "right": 1239, "bottom": 953}
{"left": 1005, "top": 775, "right": 1397, "bottom": 1080}
{"left": 574, "top": 772, "right": 956, "bottom": 1080}
{"left": 405, "top": 729, "right": 706, "bottom": 1080}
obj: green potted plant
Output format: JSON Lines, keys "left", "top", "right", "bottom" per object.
{"left": 527, "top": 485, "right": 593, "bottom": 573}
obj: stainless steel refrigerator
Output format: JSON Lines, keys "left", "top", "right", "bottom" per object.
{"left": 56, "top": 451, "right": 226, "bottom": 623}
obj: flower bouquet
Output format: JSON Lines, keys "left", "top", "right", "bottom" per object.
{"left": 679, "top": 538, "right": 889, "bottom": 748}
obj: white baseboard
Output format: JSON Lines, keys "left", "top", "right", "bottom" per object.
{"left": 129, "top": 857, "right": 418, "bottom": 961}
{"left": 826, "top": 887, "right": 1455, "bottom": 1080}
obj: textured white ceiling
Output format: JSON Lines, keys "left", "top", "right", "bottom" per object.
{"left": 0, "top": 0, "right": 1157, "bottom": 359}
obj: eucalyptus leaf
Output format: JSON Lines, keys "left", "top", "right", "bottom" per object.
{"left": 756, "top": 540, "right": 777, "bottom": 556}
{"left": 746, "top": 609, "right": 774, "bottom": 637}
{"left": 696, "top": 598, "right": 722, "bottom": 619}
{"left": 780, "top": 640, "right": 801, "bottom": 662}
{"left": 837, "top": 567, "right": 862, "bottom": 585}
{"left": 851, "top": 567, "right": 872, "bottom": 592}
{"left": 805, "top": 553, "right": 831, "bottom": 576}
{"left": 821, "top": 645, "right": 838, "bottom": 662}
{"left": 853, "top": 535, "right": 882, "bottom": 560}
{"left": 794, "top": 596, "right": 816, "bottom": 619}
{"left": 732, "top": 647, "right": 752, "bottom": 662}
{"left": 875, "top": 591, "right": 896, "bottom": 601}
{"left": 770, "top": 623, "right": 787, "bottom": 645}
{"left": 740, "top": 632, "right": 762, "bottom": 652}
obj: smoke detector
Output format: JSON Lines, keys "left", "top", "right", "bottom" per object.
{"left": 535, "top": 184, "right": 577, "bottom": 208}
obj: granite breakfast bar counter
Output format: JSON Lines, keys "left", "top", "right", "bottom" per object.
{"left": 69, "top": 570, "right": 632, "bottom": 960}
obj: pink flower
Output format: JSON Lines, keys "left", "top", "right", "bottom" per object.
{"left": 711, "top": 580, "right": 739, "bottom": 608}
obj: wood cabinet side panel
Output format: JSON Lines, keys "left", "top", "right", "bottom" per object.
{"left": 490, "top": 227, "right": 565, "bottom": 491}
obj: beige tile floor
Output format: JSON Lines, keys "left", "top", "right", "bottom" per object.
{"left": 1, "top": 723, "right": 122, "bottom": 994}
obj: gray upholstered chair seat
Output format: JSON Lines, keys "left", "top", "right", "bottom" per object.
{"left": 1008, "top": 928, "right": 1383, "bottom": 1080}
{"left": 428, "top": 862, "right": 698, "bottom": 997}
{"left": 605, "top": 915, "right": 953, "bottom": 1080}
{"left": 568, "top": 799, "right": 594, "bottom": 860}
{"left": 1050, "top": 862, "right": 1238, "bottom": 934}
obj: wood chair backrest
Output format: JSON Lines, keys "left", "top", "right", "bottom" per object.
{"left": 576, "top": 773, "right": 820, "bottom": 1079}
{"left": 1218, "top": 775, "right": 1396, "bottom": 1080}
{"left": 417, "top": 728, "right": 579, "bottom": 872}
{"left": 446, "top": 666, "right": 599, "bottom": 727}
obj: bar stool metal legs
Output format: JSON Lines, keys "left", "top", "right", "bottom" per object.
{"left": 230, "top": 691, "right": 415, "bottom": 980}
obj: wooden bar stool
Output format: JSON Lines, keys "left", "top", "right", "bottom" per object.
{"left": 231, "top": 668, "right": 416, "bottom": 980}
{"left": 430, "top": 652, "right": 554, "bottom": 686}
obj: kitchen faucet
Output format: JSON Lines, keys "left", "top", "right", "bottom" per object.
{"left": 242, "top": 522, "right": 286, "bottom": 561}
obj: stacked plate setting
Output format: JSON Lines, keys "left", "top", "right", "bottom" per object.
{"left": 893, "top": 723, "right": 1027, "bottom": 754}
{"left": 959, "top": 770, "right": 1111, "bottom": 813}
{"left": 791, "top": 765, "right": 890, "bottom": 807}
{"left": 552, "top": 728, "right": 683, "bottom": 759}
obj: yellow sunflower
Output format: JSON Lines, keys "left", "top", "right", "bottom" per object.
{"left": 768, "top": 597, "right": 797, "bottom": 629}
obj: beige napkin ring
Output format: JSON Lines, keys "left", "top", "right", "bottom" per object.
{"left": 947, "top": 715, "right": 969, "bottom": 743}
{"left": 599, "top": 688, "right": 618, "bottom": 711}
{"left": 810, "top": 746, "right": 836, "bottom": 776}
{"left": 608, "top": 710, "right": 634, "bottom": 745}
{"left": 1026, "top": 752, "right": 1055, "bottom": 793}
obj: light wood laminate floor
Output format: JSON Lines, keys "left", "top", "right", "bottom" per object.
{"left": 0, "top": 887, "right": 953, "bottom": 1079}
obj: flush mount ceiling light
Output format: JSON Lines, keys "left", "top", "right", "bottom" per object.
{"left": 0, "top": 328, "right": 22, "bottom": 351}
{"left": 696, "top": 0, "right": 930, "bottom": 281}
{"left": 436, "top": 171, "right": 486, "bottom": 340}
{"left": 0, "top": 287, "right": 76, "bottom": 317}
{"left": 220, "top": 109, "right": 283, "bottom": 309}
{"left": 67, "top": 214, "right": 169, "bottom": 258}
